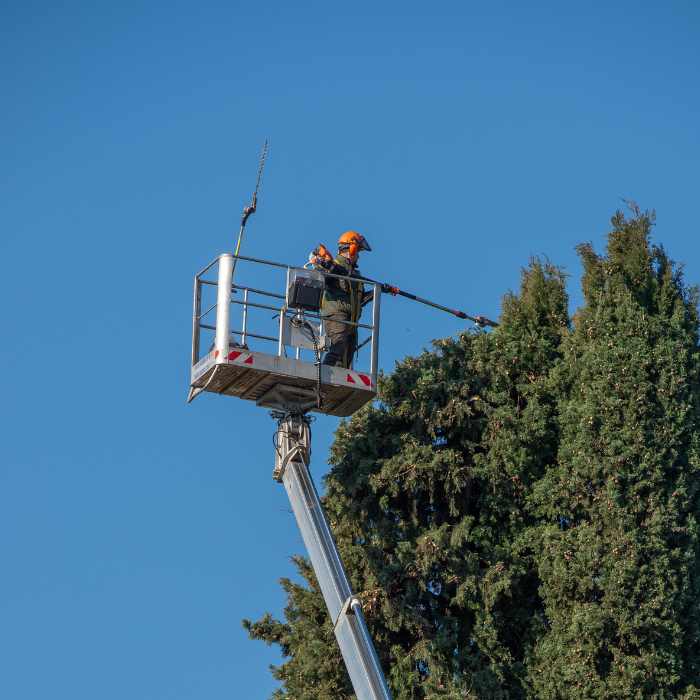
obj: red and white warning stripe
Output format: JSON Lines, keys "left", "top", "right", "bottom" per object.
{"left": 213, "top": 348, "right": 254, "bottom": 365}
{"left": 344, "top": 370, "right": 373, "bottom": 388}
{"left": 227, "top": 349, "right": 254, "bottom": 365}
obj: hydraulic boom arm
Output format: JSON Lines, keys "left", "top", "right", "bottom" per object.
{"left": 273, "top": 412, "right": 393, "bottom": 700}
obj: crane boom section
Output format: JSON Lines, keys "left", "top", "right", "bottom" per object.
{"left": 274, "top": 414, "right": 393, "bottom": 700}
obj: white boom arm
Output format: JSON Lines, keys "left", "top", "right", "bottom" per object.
{"left": 274, "top": 413, "right": 392, "bottom": 700}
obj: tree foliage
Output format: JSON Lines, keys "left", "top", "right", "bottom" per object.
{"left": 244, "top": 207, "right": 700, "bottom": 698}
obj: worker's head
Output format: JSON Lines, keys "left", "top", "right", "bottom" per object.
{"left": 338, "top": 231, "right": 371, "bottom": 261}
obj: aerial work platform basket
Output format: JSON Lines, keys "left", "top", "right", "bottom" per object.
{"left": 188, "top": 253, "right": 382, "bottom": 416}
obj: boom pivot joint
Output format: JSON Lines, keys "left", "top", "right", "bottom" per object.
{"left": 272, "top": 410, "right": 312, "bottom": 482}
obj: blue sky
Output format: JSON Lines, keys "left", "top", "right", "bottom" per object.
{"left": 2, "top": 1, "right": 699, "bottom": 698}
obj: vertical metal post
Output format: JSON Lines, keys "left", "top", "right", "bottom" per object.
{"left": 214, "top": 254, "right": 234, "bottom": 361}
{"left": 278, "top": 309, "right": 286, "bottom": 357}
{"left": 370, "top": 283, "right": 381, "bottom": 380}
{"left": 191, "top": 276, "right": 202, "bottom": 367}
{"left": 241, "top": 288, "right": 249, "bottom": 346}
{"left": 278, "top": 267, "right": 292, "bottom": 357}
{"left": 295, "top": 310, "right": 302, "bottom": 360}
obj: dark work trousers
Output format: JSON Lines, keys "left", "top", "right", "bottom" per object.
{"left": 322, "top": 313, "right": 357, "bottom": 368}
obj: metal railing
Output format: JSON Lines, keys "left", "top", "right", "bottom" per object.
{"left": 191, "top": 253, "right": 382, "bottom": 380}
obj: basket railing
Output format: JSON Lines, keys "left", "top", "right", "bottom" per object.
{"left": 191, "top": 253, "right": 381, "bottom": 379}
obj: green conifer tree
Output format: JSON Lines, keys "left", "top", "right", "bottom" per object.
{"left": 245, "top": 207, "right": 700, "bottom": 699}
{"left": 246, "top": 261, "right": 568, "bottom": 698}
{"left": 528, "top": 206, "right": 700, "bottom": 698}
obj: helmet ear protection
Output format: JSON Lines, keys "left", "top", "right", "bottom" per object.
{"left": 338, "top": 231, "right": 371, "bottom": 259}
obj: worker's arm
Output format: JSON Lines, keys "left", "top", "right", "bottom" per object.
{"left": 308, "top": 244, "right": 335, "bottom": 270}
{"left": 309, "top": 253, "right": 348, "bottom": 277}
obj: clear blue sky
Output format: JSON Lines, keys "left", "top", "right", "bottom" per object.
{"left": 2, "top": 2, "right": 699, "bottom": 698}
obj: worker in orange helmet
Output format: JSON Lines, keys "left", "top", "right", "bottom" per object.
{"left": 309, "top": 231, "right": 372, "bottom": 368}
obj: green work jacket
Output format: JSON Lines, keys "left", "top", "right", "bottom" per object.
{"left": 317, "top": 255, "right": 364, "bottom": 322}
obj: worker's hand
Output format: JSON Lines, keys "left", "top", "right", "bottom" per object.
{"left": 381, "top": 284, "right": 400, "bottom": 295}
{"left": 308, "top": 252, "right": 320, "bottom": 266}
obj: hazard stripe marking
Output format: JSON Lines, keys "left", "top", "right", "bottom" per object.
{"left": 227, "top": 350, "right": 254, "bottom": 366}
{"left": 344, "top": 371, "right": 372, "bottom": 387}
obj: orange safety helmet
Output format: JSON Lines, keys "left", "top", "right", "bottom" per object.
{"left": 338, "top": 230, "right": 372, "bottom": 260}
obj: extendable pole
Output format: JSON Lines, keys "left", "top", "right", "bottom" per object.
{"left": 231, "top": 140, "right": 268, "bottom": 284}
{"left": 359, "top": 274, "right": 499, "bottom": 328}
{"left": 389, "top": 288, "right": 498, "bottom": 327}
{"left": 273, "top": 413, "right": 392, "bottom": 700}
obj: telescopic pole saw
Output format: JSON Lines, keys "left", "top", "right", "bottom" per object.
{"left": 311, "top": 244, "right": 497, "bottom": 328}
{"left": 231, "top": 139, "right": 269, "bottom": 282}
{"left": 362, "top": 276, "right": 499, "bottom": 328}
